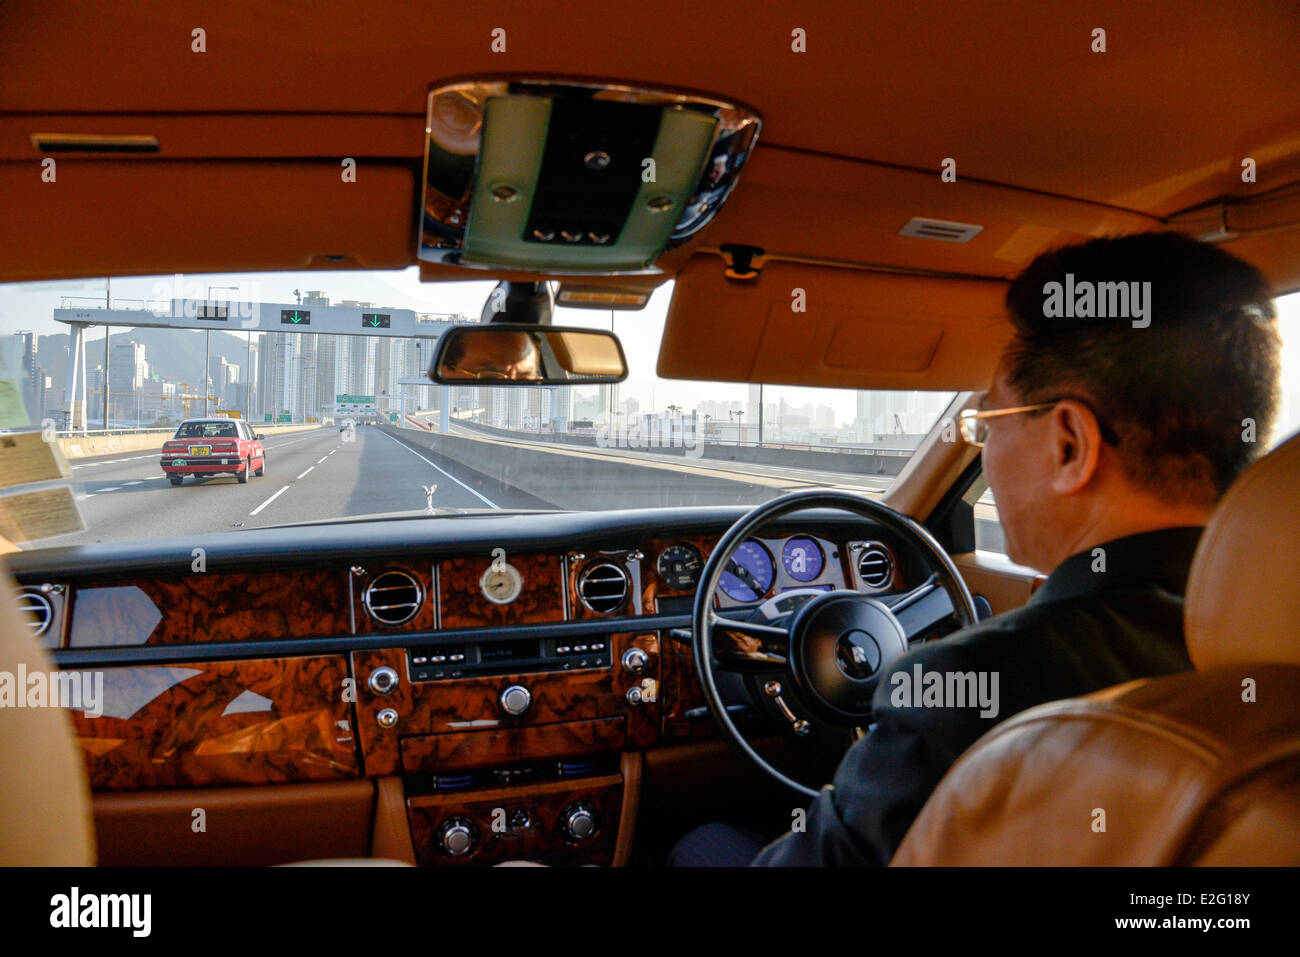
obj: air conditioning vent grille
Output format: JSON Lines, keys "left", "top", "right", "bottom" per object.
{"left": 363, "top": 570, "right": 423, "bottom": 625}
{"left": 857, "top": 545, "right": 894, "bottom": 590}
{"left": 16, "top": 589, "right": 53, "bottom": 637}
{"left": 898, "top": 217, "right": 984, "bottom": 244}
{"left": 577, "top": 562, "right": 630, "bottom": 614}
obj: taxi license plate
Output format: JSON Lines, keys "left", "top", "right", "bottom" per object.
{"left": 172, "top": 459, "right": 187, "bottom": 465}
{"left": 190, "top": 446, "right": 211, "bottom": 456}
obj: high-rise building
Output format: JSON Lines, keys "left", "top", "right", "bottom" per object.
{"left": 12, "top": 332, "right": 46, "bottom": 423}
{"left": 598, "top": 382, "right": 620, "bottom": 421}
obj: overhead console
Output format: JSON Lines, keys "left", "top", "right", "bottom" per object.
{"left": 418, "top": 77, "right": 761, "bottom": 275}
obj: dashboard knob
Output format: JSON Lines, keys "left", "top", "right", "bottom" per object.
{"left": 621, "top": 647, "right": 649, "bottom": 675}
{"left": 562, "top": 802, "right": 598, "bottom": 842}
{"left": 367, "top": 666, "right": 399, "bottom": 695}
{"left": 499, "top": 684, "right": 532, "bottom": 717}
{"left": 439, "top": 818, "right": 476, "bottom": 857}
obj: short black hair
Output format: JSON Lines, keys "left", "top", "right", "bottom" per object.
{"left": 1004, "top": 232, "right": 1280, "bottom": 504}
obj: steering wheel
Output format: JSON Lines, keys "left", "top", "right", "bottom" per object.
{"left": 692, "top": 489, "right": 980, "bottom": 798}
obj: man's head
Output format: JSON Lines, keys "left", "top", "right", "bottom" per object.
{"left": 438, "top": 329, "right": 542, "bottom": 381}
{"left": 981, "top": 232, "right": 1280, "bottom": 572}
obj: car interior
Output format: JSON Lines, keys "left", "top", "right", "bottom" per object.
{"left": 1, "top": 1, "right": 1298, "bottom": 874}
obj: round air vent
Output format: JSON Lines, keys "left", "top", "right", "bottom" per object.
{"left": 362, "top": 570, "right": 423, "bottom": 625}
{"left": 16, "top": 589, "right": 53, "bottom": 637}
{"left": 856, "top": 544, "right": 894, "bottom": 590}
{"left": 577, "top": 562, "right": 630, "bottom": 614}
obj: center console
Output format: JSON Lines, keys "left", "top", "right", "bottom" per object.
{"left": 352, "top": 631, "right": 659, "bottom": 866}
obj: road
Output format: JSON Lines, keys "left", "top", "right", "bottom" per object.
{"left": 32, "top": 425, "right": 1004, "bottom": 551}
{"left": 50, "top": 426, "right": 551, "bottom": 547}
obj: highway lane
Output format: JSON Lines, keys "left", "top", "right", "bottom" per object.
{"left": 44, "top": 426, "right": 554, "bottom": 547}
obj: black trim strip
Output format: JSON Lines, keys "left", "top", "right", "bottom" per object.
{"left": 52, "top": 613, "right": 693, "bottom": 667}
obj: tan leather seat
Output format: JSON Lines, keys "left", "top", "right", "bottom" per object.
{"left": 892, "top": 432, "right": 1300, "bottom": 865}
{"left": 0, "top": 563, "right": 96, "bottom": 865}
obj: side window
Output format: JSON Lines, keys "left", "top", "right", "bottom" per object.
{"left": 964, "top": 474, "right": 1006, "bottom": 556}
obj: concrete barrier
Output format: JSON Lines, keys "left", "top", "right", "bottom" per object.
{"left": 58, "top": 423, "right": 322, "bottom": 458}
{"left": 449, "top": 417, "right": 910, "bottom": 477}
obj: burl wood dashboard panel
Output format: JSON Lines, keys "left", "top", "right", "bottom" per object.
{"left": 67, "top": 569, "right": 352, "bottom": 647}
{"left": 438, "top": 554, "right": 565, "bottom": 628}
{"left": 353, "top": 633, "right": 660, "bottom": 776}
{"left": 407, "top": 774, "right": 623, "bottom": 866}
{"left": 68, "top": 655, "right": 360, "bottom": 789}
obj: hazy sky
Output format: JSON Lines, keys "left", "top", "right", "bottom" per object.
{"left": 3, "top": 268, "right": 1298, "bottom": 439}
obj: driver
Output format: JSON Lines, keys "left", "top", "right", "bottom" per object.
{"left": 438, "top": 329, "right": 542, "bottom": 381}
{"left": 672, "top": 232, "right": 1282, "bottom": 866}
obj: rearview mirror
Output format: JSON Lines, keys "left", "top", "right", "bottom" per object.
{"left": 428, "top": 324, "right": 628, "bottom": 385}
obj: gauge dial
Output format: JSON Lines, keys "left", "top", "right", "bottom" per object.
{"left": 719, "top": 540, "right": 775, "bottom": 602}
{"left": 782, "top": 537, "right": 824, "bottom": 582}
{"left": 480, "top": 562, "right": 523, "bottom": 604}
{"left": 657, "top": 543, "right": 703, "bottom": 589}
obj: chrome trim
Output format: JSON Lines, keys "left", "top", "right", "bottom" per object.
{"left": 853, "top": 541, "right": 895, "bottom": 591}
{"left": 576, "top": 561, "right": 630, "bottom": 614}
{"left": 16, "top": 589, "right": 54, "bottom": 638}
{"left": 368, "top": 666, "right": 399, "bottom": 695}
{"left": 361, "top": 570, "right": 424, "bottom": 625}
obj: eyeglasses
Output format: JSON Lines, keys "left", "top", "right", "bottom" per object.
{"left": 958, "top": 398, "right": 1120, "bottom": 448}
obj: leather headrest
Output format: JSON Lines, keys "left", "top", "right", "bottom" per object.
{"left": 1185, "top": 431, "right": 1300, "bottom": 670}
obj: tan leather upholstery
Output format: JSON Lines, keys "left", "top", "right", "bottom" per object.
{"left": 1185, "top": 431, "right": 1300, "bottom": 670}
{"left": 893, "top": 432, "right": 1300, "bottom": 866}
{"left": 0, "top": 561, "right": 96, "bottom": 865}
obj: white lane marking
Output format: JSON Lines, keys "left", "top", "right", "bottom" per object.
{"left": 378, "top": 430, "right": 499, "bottom": 508}
{"left": 317, "top": 456, "right": 328, "bottom": 464}
{"left": 122, "top": 481, "right": 143, "bottom": 485}
{"left": 296, "top": 466, "right": 314, "bottom": 479}
{"left": 94, "top": 486, "right": 121, "bottom": 493}
{"left": 249, "top": 485, "right": 290, "bottom": 515}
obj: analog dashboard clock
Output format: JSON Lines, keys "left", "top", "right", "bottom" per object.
{"left": 480, "top": 560, "right": 524, "bottom": 604}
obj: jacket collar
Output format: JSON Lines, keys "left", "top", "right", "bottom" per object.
{"left": 1029, "top": 526, "right": 1205, "bottom": 606}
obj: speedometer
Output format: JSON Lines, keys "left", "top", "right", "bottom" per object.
{"left": 657, "top": 543, "right": 703, "bottom": 589}
{"left": 719, "top": 540, "right": 775, "bottom": 602}
{"left": 782, "top": 537, "right": 824, "bottom": 582}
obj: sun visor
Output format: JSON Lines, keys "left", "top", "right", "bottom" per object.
{"left": 658, "top": 255, "right": 1013, "bottom": 391}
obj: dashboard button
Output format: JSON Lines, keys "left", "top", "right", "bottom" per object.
{"left": 499, "top": 684, "right": 532, "bottom": 717}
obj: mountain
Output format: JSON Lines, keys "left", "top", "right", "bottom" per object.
{"left": 36, "top": 327, "right": 257, "bottom": 393}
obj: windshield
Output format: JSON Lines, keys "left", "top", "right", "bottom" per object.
{"left": 2, "top": 269, "right": 1297, "bottom": 550}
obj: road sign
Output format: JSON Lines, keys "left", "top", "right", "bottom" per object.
{"left": 277, "top": 413, "right": 291, "bottom": 423}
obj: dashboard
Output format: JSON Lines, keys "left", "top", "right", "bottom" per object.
{"left": 8, "top": 505, "right": 919, "bottom": 865}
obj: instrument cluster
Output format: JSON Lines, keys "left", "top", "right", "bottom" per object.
{"left": 654, "top": 534, "right": 850, "bottom": 605}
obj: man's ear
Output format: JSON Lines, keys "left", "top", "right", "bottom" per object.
{"left": 1047, "top": 399, "right": 1103, "bottom": 495}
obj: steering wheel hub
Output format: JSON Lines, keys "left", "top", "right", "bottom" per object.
{"left": 789, "top": 592, "right": 908, "bottom": 723}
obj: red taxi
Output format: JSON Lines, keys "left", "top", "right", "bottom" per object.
{"left": 160, "top": 418, "right": 267, "bottom": 486}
